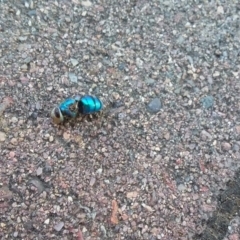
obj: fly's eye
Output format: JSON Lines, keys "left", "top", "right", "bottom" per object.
{"left": 51, "top": 107, "right": 64, "bottom": 124}
{"left": 54, "top": 108, "right": 60, "bottom": 118}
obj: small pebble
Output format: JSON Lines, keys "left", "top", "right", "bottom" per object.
{"left": 112, "top": 100, "right": 124, "bottom": 108}
{"left": 54, "top": 221, "right": 64, "bottom": 231}
{"left": 16, "top": 9, "right": 21, "bottom": 15}
{"left": 215, "top": 49, "right": 222, "bottom": 57}
{"left": 68, "top": 72, "right": 78, "bottom": 83}
{"left": 65, "top": 17, "right": 71, "bottom": 23}
{"left": 0, "top": 132, "right": 6, "bottom": 142}
{"left": 11, "top": 117, "right": 18, "bottom": 123}
{"left": 10, "top": 138, "right": 18, "bottom": 145}
{"left": 81, "top": 0, "right": 92, "bottom": 7}
{"left": 35, "top": 102, "right": 41, "bottom": 110}
{"left": 126, "top": 191, "right": 138, "bottom": 198}
{"left": 47, "top": 86, "right": 53, "bottom": 91}
{"left": 29, "top": 112, "right": 38, "bottom": 120}
{"left": 201, "top": 96, "right": 214, "bottom": 109}
{"left": 70, "top": 58, "right": 79, "bottom": 67}
{"left": 142, "top": 203, "right": 154, "bottom": 212}
{"left": 29, "top": 178, "right": 45, "bottom": 192}
{"left": 27, "top": 10, "right": 36, "bottom": 16}
{"left": 36, "top": 167, "right": 43, "bottom": 176}
{"left": 100, "top": 225, "right": 107, "bottom": 237}
{"left": 164, "top": 132, "right": 170, "bottom": 140}
{"left": 44, "top": 219, "right": 50, "bottom": 225}
{"left": 217, "top": 6, "right": 224, "bottom": 14}
{"left": 68, "top": 196, "right": 73, "bottom": 202}
{"left": 17, "top": 217, "right": 21, "bottom": 223}
{"left": 24, "top": 57, "right": 33, "bottom": 64}
{"left": 25, "top": 1, "right": 29, "bottom": 8}
{"left": 20, "top": 76, "right": 29, "bottom": 85}
{"left": 221, "top": 142, "right": 231, "bottom": 151}
{"left": 118, "top": 63, "right": 125, "bottom": 71}
{"left": 21, "top": 64, "right": 28, "bottom": 70}
{"left": 235, "top": 126, "right": 240, "bottom": 134}
{"left": 147, "top": 98, "right": 162, "bottom": 113}
{"left": 18, "top": 36, "right": 28, "bottom": 41}
{"left": 177, "top": 183, "right": 186, "bottom": 192}
{"left": 201, "top": 130, "right": 212, "bottom": 140}
{"left": 89, "top": 177, "right": 96, "bottom": 186}
{"left": 9, "top": 151, "right": 15, "bottom": 158}
{"left": 213, "top": 71, "right": 220, "bottom": 77}
{"left": 63, "top": 132, "right": 70, "bottom": 140}
{"left": 145, "top": 78, "right": 155, "bottom": 85}
{"left": 96, "top": 168, "right": 102, "bottom": 175}
{"left": 112, "top": 92, "right": 120, "bottom": 100}
{"left": 12, "top": 202, "right": 18, "bottom": 208}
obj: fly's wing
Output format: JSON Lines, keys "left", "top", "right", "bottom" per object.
{"left": 59, "top": 98, "right": 78, "bottom": 118}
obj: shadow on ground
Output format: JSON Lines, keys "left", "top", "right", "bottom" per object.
{"left": 194, "top": 168, "right": 240, "bottom": 240}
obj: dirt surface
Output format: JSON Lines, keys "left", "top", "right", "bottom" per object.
{"left": 0, "top": 0, "right": 240, "bottom": 239}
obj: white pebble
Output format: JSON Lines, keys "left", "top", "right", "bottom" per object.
{"left": 44, "top": 219, "right": 50, "bottom": 224}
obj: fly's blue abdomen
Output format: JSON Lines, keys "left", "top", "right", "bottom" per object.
{"left": 78, "top": 95, "right": 103, "bottom": 114}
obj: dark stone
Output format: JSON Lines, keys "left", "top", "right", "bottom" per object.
{"left": 112, "top": 100, "right": 124, "bottom": 108}
{"left": 147, "top": 98, "right": 161, "bottom": 113}
{"left": 29, "top": 111, "right": 38, "bottom": 120}
{"left": 28, "top": 10, "right": 36, "bottom": 16}
{"left": 118, "top": 63, "right": 125, "bottom": 71}
{"left": 196, "top": 229, "right": 218, "bottom": 240}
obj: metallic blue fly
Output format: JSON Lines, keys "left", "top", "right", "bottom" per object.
{"left": 51, "top": 95, "right": 103, "bottom": 124}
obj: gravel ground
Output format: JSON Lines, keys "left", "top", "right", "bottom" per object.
{"left": 0, "top": 0, "right": 240, "bottom": 239}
